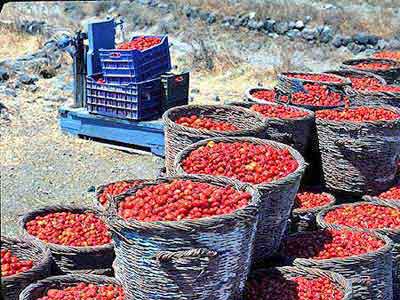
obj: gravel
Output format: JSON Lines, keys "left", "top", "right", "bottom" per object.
{"left": 0, "top": 78, "right": 163, "bottom": 235}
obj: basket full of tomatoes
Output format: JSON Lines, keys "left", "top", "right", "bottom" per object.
{"left": 1, "top": 236, "right": 52, "bottom": 300}
{"left": 315, "top": 105, "right": 400, "bottom": 195}
{"left": 162, "top": 104, "right": 267, "bottom": 176}
{"left": 174, "top": 137, "right": 306, "bottom": 263}
{"left": 20, "top": 205, "right": 114, "bottom": 275}
{"left": 104, "top": 175, "right": 261, "bottom": 300}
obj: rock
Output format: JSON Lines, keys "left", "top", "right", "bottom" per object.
{"left": 347, "top": 42, "right": 366, "bottom": 54}
{"left": 182, "top": 6, "right": 192, "bottom": 18}
{"left": 247, "top": 20, "right": 264, "bottom": 31}
{"left": 302, "top": 27, "right": 317, "bottom": 41}
{"left": 191, "top": 88, "right": 200, "bottom": 94}
{"left": 248, "top": 12, "right": 256, "bottom": 20}
{"left": 288, "top": 21, "right": 296, "bottom": 30}
{"left": 268, "top": 33, "right": 279, "bottom": 39}
{"left": 303, "top": 16, "right": 312, "bottom": 24}
{"left": 387, "top": 39, "right": 400, "bottom": 50}
{"left": 0, "top": 68, "right": 9, "bottom": 82}
{"left": 206, "top": 13, "right": 217, "bottom": 24}
{"left": 294, "top": 20, "right": 305, "bottom": 30}
{"left": 263, "top": 19, "right": 276, "bottom": 32}
{"left": 28, "top": 85, "right": 38, "bottom": 93}
{"left": 353, "top": 33, "right": 378, "bottom": 45}
{"left": 332, "top": 35, "right": 344, "bottom": 48}
{"left": 376, "top": 39, "right": 388, "bottom": 50}
{"left": 319, "top": 26, "right": 333, "bottom": 43}
{"left": 44, "top": 95, "right": 68, "bottom": 103}
{"left": 5, "top": 88, "right": 16, "bottom": 97}
{"left": 19, "top": 74, "right": 35, "bottom": 85}
{"left": 287, "top": 29, "right": 301, "bottom": 41}
{"left": 275, "top": 21, "right": 289, "bottom": 35}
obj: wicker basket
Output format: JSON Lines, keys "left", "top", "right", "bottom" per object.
{"left": 282, "top": 229, "right": 393, "bottom": 300}
{"left": 94, "top": 179, "right": 149, "bottom": 212}
{"left": 228, "top": 101, "right": 315, "bottom": 155}
{"left": 20, "top": 205, "right": 114, "bottom": 275}
{"left": 244, "top": 266, "right": 352, "bottom": 300}
{"left": 275, "top": 71, "right": 350, "bottom": 112}
{"left": 341, "top": 58, "right": 400, "bottom": 84}
{"left": 105, "top": 175, "right": 260, "bottom": 300}
{"left": 363, "top": 194, "right": 400, "bottom": 208}
{"left": 19, "top": 274, "right": 123, "bottom": 300}
{"left": 316, "top": 105, "right": 400, "bottom": 195}
{"left": 324, "top": 69, "right": 400, "bottom": 107}
{"left": 290, "top": 189, "right": 336, "bottom": 233}
{"left": 162, "top": 105, "right": 267, "bottom": 176}
{"left": 1, "top": 236, "right": 52, "bottom": 300}
{"left": 244, "top": 87, "right": 276, "bottom": 103}
{"left": 174, "top": 137, "right": 306, "bottom": 263}
{"left": 317, "top": 201, "right": 400, "bottom": 300}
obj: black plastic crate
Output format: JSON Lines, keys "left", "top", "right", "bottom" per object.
{"left": 161, "top": 72, "right": 189, "bottom": 112}
{"left": 86, "top": 74, "right": 162, "bottom": 121}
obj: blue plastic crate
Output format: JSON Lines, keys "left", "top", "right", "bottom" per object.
{"left": 99, "top": 35, "right": 172, "bottom": 84}
{"left": 86, "top": 74, "right": 161, "bottom": 121}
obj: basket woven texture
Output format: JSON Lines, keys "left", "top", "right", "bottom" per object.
{"left": 290, "top": 191, "right": 336, "bottom": 233}
{"left": 341, "top": 58, "right": 400, "bottom": 84}
{"left": 95, "top": 179, "right": 149, "bottom": 212}
{"left": 283, "top": 230, "right": 393, "bottom": 300}
{"left": 324, "top": 69, "right": 396, "bottom": 107}
{"left": 228, "top": 101, "right": 315, "bottom": 155}
{"left": 244, "top": 266, "right": 352, "bottom": 300}
{"left": 244, "top": 87, "right": 276, "bottom": 103}
{"left": 315, "top": 105, "right": 400, "bottom": 195}
{"left": 104, "top": 175, "right": 260, "bottom": 300}
{"left": 1, "top": 236, "right": 52, "bottom": 300}
{"left": 20, "top": 205, "right": 114, "bottom": 275}
{"left": 317, "top": 201, "right": 400, "bottom": 300}
{"left": 363, "top": 194, "right": 400, "bottom": 208}
{"left": 275, "top": 71, "right": 350, "bottom": 111}
{"left": 19, "top": 274, "right": 122, "bottom": 300}
{"left": 174, "top": 137, "right": 306, "bottom": 263}
{"left": 162, "top": 105, "right": 267, "bottom": 176}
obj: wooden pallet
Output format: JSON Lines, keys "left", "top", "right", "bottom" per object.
{"left": 59, "top": 106, "right": 165, "bottom": 156}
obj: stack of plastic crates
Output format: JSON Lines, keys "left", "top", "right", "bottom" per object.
{"left": 86, "top": 35, "right": 172, "bottom": 121}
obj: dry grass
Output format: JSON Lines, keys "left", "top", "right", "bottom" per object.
{"left": 175, "top": 0, "right": 398, "bottom": 39}
{"left": 0, "top": 27, "right": 43, "bottom": 60}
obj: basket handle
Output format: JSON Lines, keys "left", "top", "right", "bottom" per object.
{"left": 154, "top": 248, "right": 217, "bottom": 264}
{"left": 110, "top": 52, "right": 121, "bottom": 58}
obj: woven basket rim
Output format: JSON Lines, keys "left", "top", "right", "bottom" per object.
{"left": 316, "top": 200, "right": 400, "bottom": 235}
{"left": 342, "top": 57, "right": 400, "bottom": 71}
{"left": 229, "top": 100, "right": 315, "bottom": 121}
{"left": 104, "top": 174, "right": 260, "bottom": 233}
{"left": 174, "top": 136, "right": 307, "bottom": 190}
{"left": 244, "top": 87, "right": 276, "bottom": 104}
{"left": 362, "top": 194, "right": 400, "bottom": 202}
{"left": 283, "top": 228, "right": 393, "bottom": 265}
{"left": 292, "top": 192, "right": 336, "bottom": 215}
{"left": 324, "top": 69, "right": 387, "bottom": 84}
{"left": 279, "top": 71, "right": 352, "bottom": 86}
{"left": 247, "top": 266, "right": 352, "bottom": 300}
{"left": 315, "top": 104, "right": 400, "bottom": 126}
{"left": 20, "top": 204, "right": 114, "bottom": 253}
{"left": 19, "top": 274, "right": 122, "bottom": 300}
{"left": 0, "top": 235, "right": 52, "bottom": 284}
{"left": 162, "top": 104, "right": 266, "bottom": 136}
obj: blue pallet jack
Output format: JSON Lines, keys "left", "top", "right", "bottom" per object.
{"left": 57, "top": 18, "right": 165, "bottom": 156}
